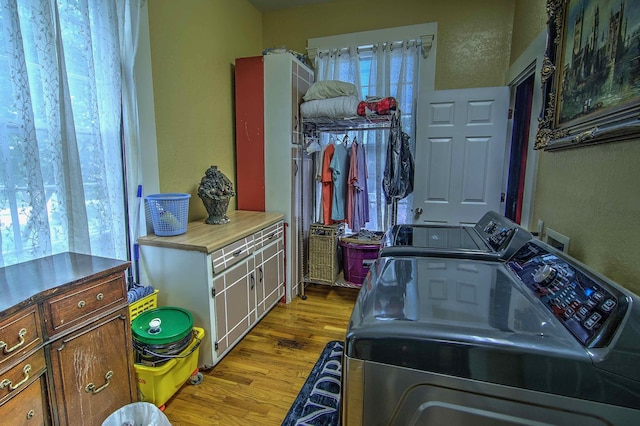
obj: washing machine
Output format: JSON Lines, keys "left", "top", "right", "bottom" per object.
{"left": 342, "top": 240, "right": 640, "bottom": 425}
{"left": 379, "top": 210, "right": 533, "bottom": 261}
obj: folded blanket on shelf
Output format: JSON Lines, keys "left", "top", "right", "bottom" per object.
{"left": 300, "top": 95, "right": 360, "bottom": 119}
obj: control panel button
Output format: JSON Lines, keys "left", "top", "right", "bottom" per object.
{"left": 601, "top": 299, "right": 617, "bottom": 312}
{"left": 583, "top": 312, "right": 602, "bottom": 330}
{"left": 576, "top": 305, "right": 589, "bottom": 319}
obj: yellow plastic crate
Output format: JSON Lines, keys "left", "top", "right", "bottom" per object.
{"left": 134, "top": 326, "right": 205, "bottom": 408}
{"left": 129, "top": 289, "right": 159, "bottom": 323}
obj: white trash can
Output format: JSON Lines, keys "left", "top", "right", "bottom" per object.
{"left": 102, "top": 402, "right": 171, "bottom": 426}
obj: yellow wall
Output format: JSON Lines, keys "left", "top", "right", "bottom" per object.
{"left": 511, "top": 0, "right": 640, "bottom": 294}
{"left": 147, "top": 0, "right": 262, "bottom": 221}
{"left": 262, "top": 0, "right": 515, "bottom": 90}
{"left": 145, "top": 0, "right": 639, "bottom": 294}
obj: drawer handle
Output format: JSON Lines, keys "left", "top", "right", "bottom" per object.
{"left": 96, "top": 293, "right": 104, "bottom": 301}
{"left": 268, "top": 233, "right": 275, "bottom": 240}
{"left": 0, "top": 328, "right": 27, "bottom": 354}
{"left": 0, "top": 364, "right": 31, "bottom": 391}
{"left": 26, "top": 410, "right": 35, "bottom": 420}
{"left": 85, "top": 370, "right": 113, "bottom": 394}
{"left": 232, "top": 250, "right": 242, "bottom": 257}
{"left": 78, "top": 300, "right": 86, "bottom": 308}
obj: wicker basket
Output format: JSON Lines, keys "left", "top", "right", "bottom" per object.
{"left": 308, "top": 223, "right": 345, "bottom": 284}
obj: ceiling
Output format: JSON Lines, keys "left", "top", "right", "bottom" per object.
{"left": 247, "top": 0, "right": 336, "bottom": 13}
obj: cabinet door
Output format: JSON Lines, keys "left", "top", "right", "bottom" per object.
{"left": 213, "top": 257, "right": 255, "bottom": 356}
{"left": 48, "top": 308, "right": 135, "bottom": 426}
{"left": 0, "top": 374, "right": 48, "bottom": 425}
{"left": 255, "top": 239, "right": 285, "bottom": 319}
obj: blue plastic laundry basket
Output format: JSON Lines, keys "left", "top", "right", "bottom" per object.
{"left": 145, "top": 193, "right": 190, "bottom": 236}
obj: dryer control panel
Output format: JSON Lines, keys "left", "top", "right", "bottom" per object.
{"left": 507, "top": 241, "right": 628, "bottom": 348}
{"left": 474, "top": 211, "right": 531, "bottom": 254}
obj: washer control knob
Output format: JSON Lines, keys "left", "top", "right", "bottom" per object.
{"left": 533, "top": 265, "right": 557, "bottom": 286}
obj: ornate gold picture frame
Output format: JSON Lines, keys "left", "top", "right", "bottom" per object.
{"left": 535, "top": 0, "right": 640, "bottom": 151}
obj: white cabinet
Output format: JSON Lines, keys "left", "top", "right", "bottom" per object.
{"left": 138, "top": 210, "right": 284, "bottom": 369}
{"left": 235, "top": 53, "right": 314, "bottom": 302}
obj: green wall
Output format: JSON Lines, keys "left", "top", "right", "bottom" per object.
{"left": 147, "top": 0, "right": 262, "bottom": 221}
{"left": 145, "top": 0, "right": 639, "bottom": 294}
{"left": 511, "top": 0, "right": 640, "bottom": 294}
{"left": 262, "top": 0, "right": 515, "bottom": 90}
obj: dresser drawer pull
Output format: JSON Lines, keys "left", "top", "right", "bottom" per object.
{"left": 0, "top": 364, "right": 31, "bottom": 391}
{"left": 96, "top": 293, "right": 104, "bottom": 301}
{"left": 85, "top": 370, "right": 113, "bottom": 394}
{"left": 78, "top": 300, "right": 86, "bottom": 308}
{"left": 268, "top": 232, "right": 275, "bottom": 240}
{"left": 232, "top": 249, "right": 242, "bottom": 257}
{"left": 0, "top": 328, "right": 27, "bottom": 354}
{"left": 26, "top": 410, "right": 35, "bottom": 420}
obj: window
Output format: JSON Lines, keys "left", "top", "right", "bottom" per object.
{"left": 0, "top": 0, "right": 127, "bottom": 267}
{"left": 308, "top": 24, "right": 436, "bottom": 230}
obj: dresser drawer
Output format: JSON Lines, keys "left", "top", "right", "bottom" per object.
{"left": 253, "top": 221, "right": 283, "bottom": 250}
{"left": 0, "top": 306, "right": 42, "bottom": 373}
{"left": 44, "top": 273, "right": 126, "bottom": 336}
{"left": 0, "top": 348, "right": 46, "bottom": 404}
{"left": 0, "top": 372, "right": 47, "bottom": 426}
{"left": 211, "top": 236, "right": 253, "bottom": 274}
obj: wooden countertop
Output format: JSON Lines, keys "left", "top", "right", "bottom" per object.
{"left": 137, "top": 210, "right": 285, "bottom": 253}
{"left": 0, "top": 252, "right": 129, "bottom": 317}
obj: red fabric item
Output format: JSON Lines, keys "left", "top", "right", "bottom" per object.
{"left": 357, "top": 97, "right": 398, "bottom": 116}
{"left": 321, "top": 144, "right": 335, "bottom": 225}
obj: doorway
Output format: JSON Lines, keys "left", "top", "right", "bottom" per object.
{"left": 504, "top": 73, "right": 535, "bottom": 224}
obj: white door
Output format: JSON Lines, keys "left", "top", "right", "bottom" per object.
{"left": 413, "top": 87, "right": 510, "bottom": 225}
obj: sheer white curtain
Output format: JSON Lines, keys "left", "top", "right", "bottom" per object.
{"left": 314, "top": 40, "right": 419, "bottom": 231}
{"left": 0, "top": 0, "right": 139, "bottom": 267}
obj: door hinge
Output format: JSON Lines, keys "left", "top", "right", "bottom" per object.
{"left": 508, "top": 108, "right": 513, "bottom": 119}
{"left": 500, "top": 192, "right": 506, "bottom": 202}
{"left": 211, "top": 287, "right": 216, "bottom": 298}
{"left": 214, "top": 341, "right": 218, "bottom": 350}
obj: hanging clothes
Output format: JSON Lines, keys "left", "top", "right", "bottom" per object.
{"left": 348, "top": 138, "right": 369, "bottom": 231}
{"left": 314, "top": 145, "right": 327, "bottom": 223}
{"left": 330, "top": 137, "right": 350, "bottom": 221}
{"left": 321, "top": 143, "right": 336, "bottom": 225}
{"left": 383, "top": 112, "right": 415, "bottom": 204}
{"left": 347, "top": 142, "right": 356, "bottom": 229}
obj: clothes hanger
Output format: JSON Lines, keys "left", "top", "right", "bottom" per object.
{"left": 305, "top": 135, "right": 321, "bottom": 154}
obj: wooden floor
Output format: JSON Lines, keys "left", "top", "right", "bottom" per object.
{"left": 162, "top": 284, "right": 359, "bottom": 426}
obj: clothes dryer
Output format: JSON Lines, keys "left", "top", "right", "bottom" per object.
{"left": 380, "top": 210, "right": 532, "bottom": 261}
{"left": 342, "top": 240, "right": 640, "bottom": 425}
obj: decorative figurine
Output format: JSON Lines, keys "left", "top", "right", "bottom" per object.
{"left": 197, "top": 165, "right": 235, "bottom": 224}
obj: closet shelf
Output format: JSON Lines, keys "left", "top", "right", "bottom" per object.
{"left": 302, "top": 114, "right": 394, "bottom": 132}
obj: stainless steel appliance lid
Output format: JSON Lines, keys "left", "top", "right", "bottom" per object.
{"left": 384, "top": 225, "right": 487, "bottom": 251}
{"left": 348, "top": 256, "right": 585, "bottom": 359}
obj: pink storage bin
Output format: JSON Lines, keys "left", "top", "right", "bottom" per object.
{"left": 339, "top": 240, "right": 380, "bottom": 285}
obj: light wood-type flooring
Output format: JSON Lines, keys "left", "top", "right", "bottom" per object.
{"left": 162, "top": 283, "right": 359, "bottom": 425}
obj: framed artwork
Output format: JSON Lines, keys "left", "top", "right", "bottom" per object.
{"left": 535, "top": 0, "right": 640, "bottom": 150}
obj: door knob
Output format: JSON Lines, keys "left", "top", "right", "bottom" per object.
{"left": 414, "top": 207, "right": 423, "bottom": 218}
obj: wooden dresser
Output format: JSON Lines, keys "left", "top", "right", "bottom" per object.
{"left": 0, "top": 253, "right": 136, "bottom": 425}
{"left": 138, "top": 210, "right": 285, "bottom": 369}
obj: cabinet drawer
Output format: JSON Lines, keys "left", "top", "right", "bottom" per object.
{"left": 44, "top": 273, "right": 126, "bottom": 336}
{"left": 0, "top": 348, "right": 46, "bottom": 404}
{"left": 211, "top": 236, "right": 253, "bottom": 273}
{"left": 0, "top": 373, "right": 47, "bottom": 426}
{"left": 0, "top": 306, "right": 42, "bottom": 372}
{"left": 253, "top": 221, "right": 283, "bottom": 250}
